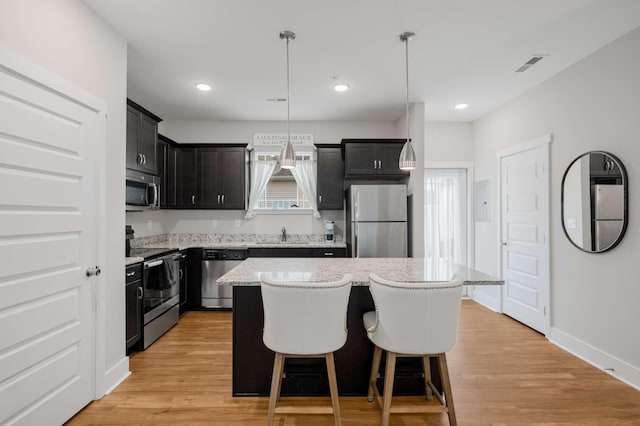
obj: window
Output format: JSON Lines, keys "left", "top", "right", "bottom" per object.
{"left": 255, "top": 153, "right": 312, "bottom": 211}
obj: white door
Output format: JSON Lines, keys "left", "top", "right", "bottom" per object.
{"left": 0, "top": 52, "right": 100, "bottom": 424}
{"left": 500, "top": 143, "right": 549, "bottom": 334}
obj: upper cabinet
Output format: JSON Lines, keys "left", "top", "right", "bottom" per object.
{"left": 126, "top": 99, "right": 162, "bottom": 174}
{"left": 589, "top": 152, "right": 622, "bottom": 178}
{"left": 316, "top": 145, "right": 344, "bottom": 210}
{"left": 197, "top": 146, "right": 246, "bottom": 209}
{"left": 342, "top": 139, "right": 410, "bottom": 178}
{"left": 156, "top": 141, "right": 246, "bottom": 210}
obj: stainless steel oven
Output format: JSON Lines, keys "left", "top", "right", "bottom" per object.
{"left": 142, "top": 251, "right": 180, "bottom": 349}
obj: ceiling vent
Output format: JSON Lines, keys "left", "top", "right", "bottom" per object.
{"left": 515, "top": 55, "right": 547, "bottom": 73}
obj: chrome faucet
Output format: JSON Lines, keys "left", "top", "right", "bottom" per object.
{"left": 281, "top": 226, "right": 287, "bottom": 242}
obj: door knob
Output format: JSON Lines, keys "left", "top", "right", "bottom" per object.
{"left": 86, "top": 266, "right": 101, "bottom": 277}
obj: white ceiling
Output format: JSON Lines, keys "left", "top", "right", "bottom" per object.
{"left": 84, "top": 0, "right": 640, "bottom": 122}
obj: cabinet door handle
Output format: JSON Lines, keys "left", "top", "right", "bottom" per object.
{"left": 217, "top": 194, "right": 221, "bottom": 203}
{"left": 378, "top": 160, "right": 382, "bottom": 169}
{"left": 319, "top": 195, "right": 322, "bottom": 203}
{"left": 192, "top": 195, "right": 196, "bottom": 205}
{"left": 323, "top": 252, "right": 334, "bottom": 256}
{"left": 373, "top": 160, "right": 376, "bottom": 169}
{"left": 137, "top": 287, "right": 143, "bottom": 299}
{"left": 126, "top": 271, "right": 135, "bottom": 277}
{"left": 142, "top": 154, "right": 147, "bottom": 165}
{"left": 222, "top": 194, "right": 225, "bottom": 204}
{"left": 137, "top": 154, "right": 143, "bottom": 165}
{"left": 179, "top": 269, "right": 184, "bottom": 280}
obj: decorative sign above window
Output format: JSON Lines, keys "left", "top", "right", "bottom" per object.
{"left": 253, "top": 133, "right": 314, "bottom": 147}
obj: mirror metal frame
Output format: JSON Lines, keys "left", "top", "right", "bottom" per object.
{"left": 561, "top": 151, "right": 628, "bottom": 253}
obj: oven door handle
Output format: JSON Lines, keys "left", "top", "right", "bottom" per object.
{"left": 144, "top": 259, "right": 164, "bottom": 268}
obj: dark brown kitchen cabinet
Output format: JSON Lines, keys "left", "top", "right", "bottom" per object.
{"left": 158, "top": 134, "right": 178, "bottom": 209}
{"left": 197, "top": 146, "right": 246, "bottom": 209}
{"left": 342, "top": 139, "right": 410, "bottom": 178}
{"left": 247, "top": 247, "right": 346, "bottom": 258}
{"left": 126, "top": 99, "right": 162, "bottom": 174}
{"left": 177, "top": 147, "right": 197, "bottom": 208}
{"left": 316, "top": 145, "right": 344, "bottom": 210}
{"left": 178, "top": 251, "right": 189, "bottom": 314}
{"left": 125, "top": 263, "right": 142, "bottom": 352}
{"left": 589, "top": 152, "right": 622, "bottom": 178}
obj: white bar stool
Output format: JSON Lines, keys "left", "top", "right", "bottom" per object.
{"left": 260, "top": 273, "right": 352, "bottom": 426}
{"left": 363, "top": 273, "right": 464, "bottom": 426}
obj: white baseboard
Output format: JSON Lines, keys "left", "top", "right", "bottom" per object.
{"left": 100, "top": 357, "right": 131, "bottom": 397}
{"left": 471, "top": 288, "right": 500, "bottom": 312}
{"left": 549, "top": 327, "right": 640, "bottom": 391}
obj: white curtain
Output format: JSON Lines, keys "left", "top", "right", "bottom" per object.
{"left": 245, "top": 160, "right": 277, "bottom": 219}
{"left": 424, "top": 169, "right": 467, "bottom": 265}
{"left": 290, "top": 160, "right": 321, "bottom": 218}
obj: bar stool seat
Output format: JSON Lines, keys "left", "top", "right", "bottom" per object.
{"left": 260, "top": 273, "right": 352, "bottom": 426}
{"left": 364, "top": 273, "right": 464, "bottom": 426}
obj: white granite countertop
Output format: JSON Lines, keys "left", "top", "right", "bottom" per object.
{"left": 125, "top": 257, "right": 144, "bottom": 266}
{"left": 217, "top": 257, "right": 503, "bottom": 286}
{"left": 139, "top": 241, "right": 347, "bottom": 251}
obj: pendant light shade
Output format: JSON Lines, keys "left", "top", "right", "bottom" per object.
{"left": 279, "top": 31, "right": 296, "bottom": 169}
{"left": 399, "top": 31, "right": 416, "bottom": 171}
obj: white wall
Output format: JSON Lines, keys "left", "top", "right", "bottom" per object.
{"left": 472, "top": 27, "right": 640, "bottom": 388}
{"left": 0, "top": 0, "right": 128, "bottom": 396}
{"left": 128, "top": 119, "right": 400, "bottom": 239}
{"left": 425, "top": 122, "right": 473, "bottom": 162}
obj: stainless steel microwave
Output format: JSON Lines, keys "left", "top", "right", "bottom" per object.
{"left": 126, "top": 169, "right": 160, "bottom": 211}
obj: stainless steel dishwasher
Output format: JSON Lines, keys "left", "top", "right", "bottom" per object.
{"left": 201, "top": 248, "right": 248, "bottom": 308}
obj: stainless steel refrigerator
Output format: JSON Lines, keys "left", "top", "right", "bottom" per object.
{"left": 346, "top": 184, "right": 408, "bottom": 258}
{"left": 593, "top": 184, "right": 624, "bottom": 251}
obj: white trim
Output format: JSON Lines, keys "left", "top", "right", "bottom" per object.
{"left": 495, "top": 134, "right": 552, "bottom": 334}
{"left": 424, "top": 161, "right": 475, "bottom": 298}
{"left": 549, "top": 327, "right": 640, "bottom": 390}
{"left": 495, "top": 133, "right": 552, "bottom": 159}
{"left": 102, "top": 358, "right": 131, "bottom": 396}
{"left": 471, "top": 289, "right": 501, "bottom": 312}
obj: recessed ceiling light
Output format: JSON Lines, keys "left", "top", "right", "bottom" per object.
{"left": 454, "top": 103, "right": 468, "bottom": 110}
{"left": 195, "top": 83, "right": 212, "bottom": 91}
{"left": 333, "top": 83, "right": 350, "bottom": 92}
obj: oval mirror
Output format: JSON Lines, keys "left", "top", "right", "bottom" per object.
{"left": 561, "top": 151, "right": 628, "bottom": 253}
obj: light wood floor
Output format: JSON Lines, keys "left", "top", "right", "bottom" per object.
{"left": 67, "top": 301, "right": 640, "bottom": 425}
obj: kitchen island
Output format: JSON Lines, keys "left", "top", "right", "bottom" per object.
{"left": 218, "top": 257, "right": 502, "bottom": 397}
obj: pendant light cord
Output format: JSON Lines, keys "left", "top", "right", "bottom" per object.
{"left": 286, "top": 36, "right": 290, "bottom": 143}
{"left": 405, "top": 36, "right": 410, "bottom": 143}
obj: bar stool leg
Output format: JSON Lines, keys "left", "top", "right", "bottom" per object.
{"left": 325, "top": 353, "right": 341, "bottom": 426}
{"left": 276, "top": 355, "right": 285, "bottom": 402}
{"left": 438, "top": 353, "right": 457, "bottom": 426}
{"left": 267, "top": 352, "right": 284, "bottom": 426}
{"left": 422, "top": 355, "right": 433, "bottom": 401}
{"left": 381, "top": 351, "right": 396, "bottom": 426}
{"left": 368, "top": 346, "right": 383, "bottom": 402}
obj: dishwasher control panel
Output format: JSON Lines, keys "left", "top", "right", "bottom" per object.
{"left": 202, "top": 248, "right": 248, "bottom": 261}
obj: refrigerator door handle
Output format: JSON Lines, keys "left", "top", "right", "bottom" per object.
{"left": 353, "top": 225, "right": 358, "bottom": 258}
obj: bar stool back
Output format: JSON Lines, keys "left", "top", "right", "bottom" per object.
{"left": 364, "top": 273, "right": 464, "bottom": 426}
{"left": 261, "top": 273, "right": 352, "bottom": 426}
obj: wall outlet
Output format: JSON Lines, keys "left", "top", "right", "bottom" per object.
{"left": 211, "top": 219, "right": 218, "bottom": 228}
{"left": 234, "top": 219, "right": 241, "bottom": 228}
{"left": 146, "top": 219, "right": 152, "bottom": 230}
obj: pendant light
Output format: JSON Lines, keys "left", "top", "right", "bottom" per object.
{"left": 398, "top": 31, "right": 416, "bottom": 170}
{"left": 279, "top": 31, "right": 296, "bottom": 169}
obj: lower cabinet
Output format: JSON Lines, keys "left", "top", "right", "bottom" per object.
{"left": 178, "top": 251, "right": 189, "bottom": 314}
{"left": 247, "top": 247, "right": 346, "bottom": 258}
{"left": 125, "top": 263, "right": 142, "bottom": 352}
